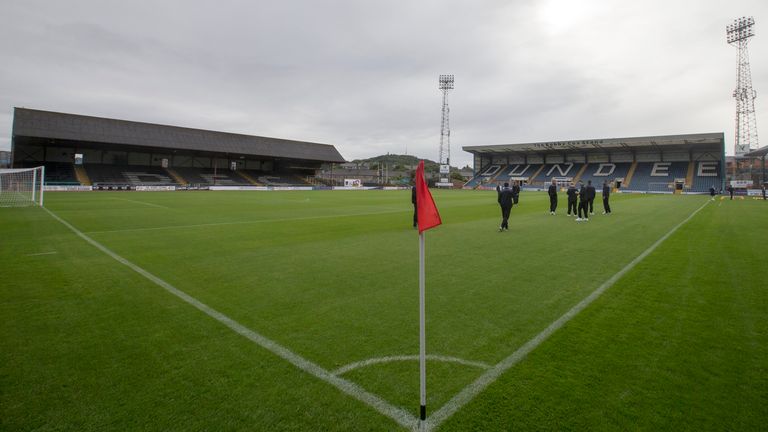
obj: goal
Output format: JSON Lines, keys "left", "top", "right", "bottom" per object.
{"left": 647, "top": 182, "right": 673, "bottom": 194}
{"left": 0, "top": 166, "right": 45, "bottom": 207}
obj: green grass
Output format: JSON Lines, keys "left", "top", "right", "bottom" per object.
{"left": 1, "top": 190, "right": 766, "bottom": 431}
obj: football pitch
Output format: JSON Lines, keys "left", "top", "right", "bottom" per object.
{"left": 2, "top": 190, "right": 766, "bottom": 431}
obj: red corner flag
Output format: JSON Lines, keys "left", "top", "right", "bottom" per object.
{"left": 415, "top": 161, "right": 442, "bottom": 233}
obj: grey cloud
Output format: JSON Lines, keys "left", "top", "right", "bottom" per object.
{"left": 1, "top": 0, "right": 766, "bottom": 168}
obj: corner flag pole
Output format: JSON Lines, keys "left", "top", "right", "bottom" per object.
{"left": 419, "top": 230, "right": 427, "bottom": 423}
{"left": 413, "top": 159, "right": 442, "bottom": 426}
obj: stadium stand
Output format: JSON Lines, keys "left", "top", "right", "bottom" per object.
{"left": 530, "top": 163, "right": 585, "bottom": 185}
{"left": 83, "top": 164, "right": 128, "bottom": 185}
{"left": 626, "top": 162, "right": 688, "bottom": 192}
{"left": 234, "top": 170, "right": 261, "bottom": 185}
{"left": 497, "top": 164, "right": 541, "bottom": 181}
{"left": 463, "top": 174, "right": 484, "bottom": 189}
{"left": 463, "top": 133, "right": 726, "bottom": 194}
{"left": 577, "top": 163, "right": 632, "bottom": 188}
{"left": 463, "top": 164, "right": 501, "bottom": 188}
{"left": 10, "top": 108, "right": 345, "bottom": 190}
{"left": 691, "top": 161, "right": 723, "bottom": 192}
{"left": 17, "top": 162, "right": 79, "bottom": 184}
{"left": 487, "top": 164, "right": 545, "bottom": 188}
{"left": 82, "top": 164, "right": 128, "bottom": 185}
{"left": 122, "top": 166, "right": 176, "bottom": 185}
{"left": 164, "top": 168, "right": 188, "bottom": 185}
{"left": 173, "top": 167, "right": 250, "bottom": 186}
{"left": 45, "top": 163, "right": 79, "bottom": 184}
{"left": 252, "top": 172, "right": 311, "bottom": 186}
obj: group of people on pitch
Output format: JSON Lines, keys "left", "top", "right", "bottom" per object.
{"left": 559, "top": 179, "right": 611, "bottom": 221}
{"left": 496, "top": 178, "right": 612, "bottom": 231}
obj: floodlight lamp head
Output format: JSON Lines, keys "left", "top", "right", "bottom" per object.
{"left": 438, "top": 74, "right": 454, "bottom": 90}
{"left": 726, "top": 16, "right": 755, "bottom": 44}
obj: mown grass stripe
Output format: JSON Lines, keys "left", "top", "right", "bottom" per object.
{"left": 423, "top": 199, "right": 711, "bottom": 432}
{"left": 108, "top": 197, "right": 170, "bottom": 209}
{"left": 83, "top": 208, "right": 409, "bottom": 235}
{"left": 42, "top": 206, "right": 419, "bottom": 431}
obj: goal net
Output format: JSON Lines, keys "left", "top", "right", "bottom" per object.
{"left": 0, "top": 166, "right": 45, "bottom": 207}
{"left": 647, "top": 182, "right": 673, "bottom": 194}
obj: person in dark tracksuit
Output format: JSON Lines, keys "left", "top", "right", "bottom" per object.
{"left": 496, "top": 182, "right": 514, "bottom": 231}
{"left": 548, "top": 179, "right": 558, "bottom": 215}
{"left": 411, "top": 185, "right": 417, "bottom": 228}
{"left": 586, "top": 180, "right": 596, "bottom": 215}
{"left": 727, "top": 185, "right": 734, "bottom": 200}
{"left": 602, "top": 180, "right": 611, "bottom": 214}
{"left": 566, "top": 182, "right": 578, "bottom": 216}
{"left": 512, "top": 181, "right": 521, "bottom": 205}
{"left": 709, "top": 186, "right": 716, "bottom": 201}
{"left": 577, "top": 181, "right": 589, "bottom": 221}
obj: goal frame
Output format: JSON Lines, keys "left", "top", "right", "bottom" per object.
{"left": 0, "top": 166, "right": 45, "bottom": 207}
{"left": 646, "top": 182, "right": 673, "bottom": 194}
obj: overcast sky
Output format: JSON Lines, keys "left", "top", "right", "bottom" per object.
{"left": 1, "top": 0, "right": 766, "bottom": 167}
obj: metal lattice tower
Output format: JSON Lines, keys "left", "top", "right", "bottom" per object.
{"left": 727, "top": 17, "right": 759, "bottom": 157}
{"left": 438, "top": 75, "right": 454, "bottom": 169}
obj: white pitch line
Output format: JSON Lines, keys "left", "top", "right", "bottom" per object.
{"left": 109, "top": 197, "right": 169, "bottom": 209}
{"left": 423, "top": 199, "right": 710, "bottom": 432}
{"left": 26, "top": 251, "right": 58, "bottom": 256}
{"left": 84, "top": 208, "right": 409, "bottom": 235}
{"left": 333, "top": 355, "right": 490, "bottom": 376}
{"left": 41, "top": 207, "right": 419, "bottom": 431}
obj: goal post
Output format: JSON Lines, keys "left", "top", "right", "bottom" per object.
{"left": 0, "top": 166, "right": 45, "bottom": 207}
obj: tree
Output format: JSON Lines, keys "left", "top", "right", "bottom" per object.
{"left": 450, "top": 171, "right": 465, "bottom": 181}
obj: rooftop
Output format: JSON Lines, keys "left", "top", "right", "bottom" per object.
{"left": 463, "top": 132, "right": 724, "bottom": 155}
{"left": 12, "top": 108, "right": 346, "bottom": 163}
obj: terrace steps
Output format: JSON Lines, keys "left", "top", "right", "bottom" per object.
{"left": 685, "top": 161, "right": 695, "bottom": 188}
{"left": 165, "top": 168, "right": 188, "bottom": 185}
{"left": 527, "top": 165, "right": 546, "bottom": 186}
{"left": 623, "top": 161, "right": 638, "bottom": 187}
{"left": 487, "top": 166, "right": 505, "bottom": 186}
{"left": 572, "top": 164, "right": 589, "bottom": 184}
{"left": 237, "top": 170, "right": 262, "bottom": 185}
{"left": 73, "top": 164, "right": 91, "bottom": 185}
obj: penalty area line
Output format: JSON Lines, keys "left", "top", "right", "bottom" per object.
{"left": 41, "top": 207, "right": 419, "bottom": 431}
{"left": 423, "top": 199, "right": 711, "bottom": 432}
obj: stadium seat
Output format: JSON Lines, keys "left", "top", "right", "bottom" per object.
{"left": 530, "top": 163, "right": 585, "bottom": 185}
{"left": 173, "top": 167, "right": 251, "bottom": 186}
{"left": 626, "top": 162, "right": 689, "bottom": 192}
{"left": 691, "top": 161, "right": 722, "bottom": 193}
{"left": 85, "top": 164, "right": 178, "bottom": 186}
{"left": 577, "top": 163, "right": 632, "bottom": 187}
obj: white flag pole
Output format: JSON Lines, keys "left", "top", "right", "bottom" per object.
{"left": 419, "top": 230, "right": 427, "bottom": 424}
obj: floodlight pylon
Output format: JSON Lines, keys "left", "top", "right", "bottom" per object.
{"left": 727, "top": 17, "right": 759, "bottom": 157}
{"left": 438, "top": 75, "right": 454, "bottom": 184}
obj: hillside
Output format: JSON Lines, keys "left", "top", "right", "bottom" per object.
{"left": 351, "top": 154, "right": 466, "bottom": 173}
